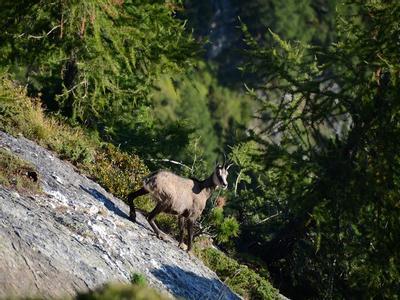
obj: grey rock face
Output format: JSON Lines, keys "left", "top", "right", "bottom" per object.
{"left": 0, "top": 131, "right": 240, "bottom": 300}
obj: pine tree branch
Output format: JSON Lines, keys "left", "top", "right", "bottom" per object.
{"left": 149, "top": 158, "right": 192, "bottom": 170}
{"left": 17, "top": 25, "right": 61, "bottom": 39}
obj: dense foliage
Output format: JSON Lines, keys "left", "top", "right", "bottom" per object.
{"left": 0, "top": 0, "right": 196, "bottom": 132}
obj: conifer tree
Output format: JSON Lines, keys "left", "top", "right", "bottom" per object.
{"left": 237, "top": 1, "right": 400, "bottom": 298}
{"left": 0, "top": 0, "right": 196, "bottom": 124}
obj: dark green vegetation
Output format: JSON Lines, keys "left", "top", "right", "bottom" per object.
{"left": 0, "top": 0, "right": 196, "bottom": 125}
{"left": 186, "top": 0, "right": 400, "bottom": 299}
{"left": 130, "top": 273, "right": 148, "bottom": 286}
{"left": 0, "top": 148, "right": 41, "bottom": 194}
{"left": 1, "top": 0, "right": 399, "bottom": 299}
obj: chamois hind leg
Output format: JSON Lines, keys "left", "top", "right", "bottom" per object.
{"left": 147, "top": 202, "right": 167, "bottom": 240}
{"left": 186, "top": 219, "right": 194, "bottom": 252}
{"left": 178, "top": 216, "right": 185, "bottom": 249}
{"left": 127, "top": 187, "right": 149, "bottom": 222}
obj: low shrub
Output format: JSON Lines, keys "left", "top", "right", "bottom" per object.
{"left": 0, "top": 76, "right": 97, "bottom": 165}
{"left": 86, "top": 143, "right": 148, "bottom": 200}
{"left": 0, "top": 75, "right": 147, "bottom": 194}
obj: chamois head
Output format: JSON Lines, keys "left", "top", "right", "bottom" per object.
{"left": 212, "top": 162, "right": 232, "bottom": 189}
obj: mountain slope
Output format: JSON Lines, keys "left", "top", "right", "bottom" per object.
{"left": 0, "top": 131, "right": 240, "bottom": 299}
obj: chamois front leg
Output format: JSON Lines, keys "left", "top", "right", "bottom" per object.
{"left": 147, "top": 202, "right": 167, "bottom": 240}
{"left": 186, "top": 219, "right": 194, "bottom": 252}
{"left": 178, "top": 215, "right": 185, "bottom": 249}
{"left": 129, "top": 203, "right": 136, "bottom": 222}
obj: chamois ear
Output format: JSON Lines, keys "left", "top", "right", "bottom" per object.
{"left": 226, "top": 163, "right": 234, "bottom": 170}
{"left": 215, "top": 154, "right": 224, "bottom": 168}
{"left": 222, "top": 151, "right": 228, "bottom": 168}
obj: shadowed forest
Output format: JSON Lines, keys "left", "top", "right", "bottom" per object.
{"left": 0, "top": 0, "right": 399, "bottom": 299}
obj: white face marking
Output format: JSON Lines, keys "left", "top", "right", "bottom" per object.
{"left": 213, "top": 165, "right": 229, "bottom": 189}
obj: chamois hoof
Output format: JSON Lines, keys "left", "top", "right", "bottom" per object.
{"left": 157, "top": 233, "right": 168, "bottom": 241}
{"left": 178, "top": 243, "right": 188, "bottom": 251}
{"left": 128, "top": 213, "right": 136, "bottom": 223}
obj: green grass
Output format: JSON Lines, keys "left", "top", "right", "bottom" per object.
{"left": 0, "top": 148, "right": 41, "bottom": 194}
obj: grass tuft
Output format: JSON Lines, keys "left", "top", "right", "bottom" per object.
{"left": 130, "top": 272, "right": 148, "bottom": 286}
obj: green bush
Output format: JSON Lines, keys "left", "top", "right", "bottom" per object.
{"left": 0, "top": 74, "right": 148, "bottom": 190}
{"left": 205, "top": 207, "right": 240, "bottom": 244}
{"left": 87, "top": 143, "right": 148, "bottom": 200}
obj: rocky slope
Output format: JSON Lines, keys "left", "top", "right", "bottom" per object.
{"left": 0, "top": 131, "right": 240, "bottom": 299}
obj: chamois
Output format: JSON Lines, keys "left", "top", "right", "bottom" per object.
{"left": 127, "top": 163, "right": 231, "bottom": 251}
